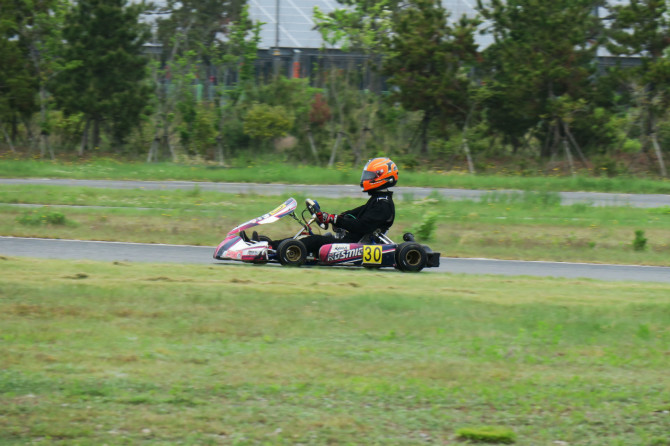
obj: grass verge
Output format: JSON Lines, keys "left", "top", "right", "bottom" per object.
{"left": 1, "top": 158, "right": 670, "bottom": 194}
{"left": 1, "top": 257, "right": 669, "bottom": 445}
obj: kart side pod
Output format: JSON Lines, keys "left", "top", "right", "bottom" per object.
{"left": 319, "top": 242, "right": 397, "bottom": 267}
{"left": 317, "top": 241, "right": 440, "bottom": 272}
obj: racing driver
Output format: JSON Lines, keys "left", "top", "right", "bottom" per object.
{"left": 271, "top": 157, "right": 398, "bottom": 256}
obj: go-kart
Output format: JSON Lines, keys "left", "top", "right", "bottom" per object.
{"left": 213, "top": 197, "right": 440, "bottom": 272}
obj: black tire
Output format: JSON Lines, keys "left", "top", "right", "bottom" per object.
{"left": 277, "top": 239, "right": 307, "bottom": 266}
{"left": 395, "top": 242, "right": 427, "bottom": 272}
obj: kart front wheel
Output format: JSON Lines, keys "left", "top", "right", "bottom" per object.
{"left": 395, "top": 242, "right": 427, "bottom": 272}
{"left": 278, "top": 239, "right": 307, "bottom": 267}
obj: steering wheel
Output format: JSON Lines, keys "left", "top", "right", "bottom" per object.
{"left": 306, "top": 198, "right": 321, "bottom": 215}
{"left": 305, "top": 199, "right": 328, "bottom": 230}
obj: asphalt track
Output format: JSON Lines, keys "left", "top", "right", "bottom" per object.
{"left": 2, "top": 236, "right": 669, "bottom": 283}
{"left": 3, "top": 178, "right": 670, "bottom": 207}
{"left": 2, "top": 179, "right": 669, "bottom": 282}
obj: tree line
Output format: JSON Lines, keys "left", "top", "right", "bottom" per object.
{"left": 0, "top": 0, "right": 669, "bottom": 177}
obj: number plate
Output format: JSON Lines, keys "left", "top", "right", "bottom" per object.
{"left": 362, "top": 245, "right": 383, "bottom": 265}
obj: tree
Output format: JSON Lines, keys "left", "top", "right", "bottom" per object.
{"left": 0, "top": 2, "right": 38, "bottom": 152}
{"left": 215, "top": 4, "right": 262, "bottom": 88}
{"left": 154, "top": 0, "right": 245, "bottom": 101}
{"left": 313, "top": 1, "right": 396, "bottom": 165}
{"left": 155, "top": 0, "right": 245, "bottom": 55}
{"left": 9, "top": 0, "right": 69, "bottom": 159}
{"left": 607, "top": 0, "right": 670, "bottom": 177}
{"left": 477, "top": 0, "right": 605, "bottom": 161}
{"left": 382, "top": 0, "right": 480, "bottom": 156}
{"left": 245, "top": 76, "right": 325, "bottom": 162}
{"left": 314, "top": 0, "right": 396, "bottom": 54}
{"left": 211, "top": 5, "right": 262, "bottom": 164}
{"left": 145, "top": 3, "right": 262, "bottom": 164}
{"left": 54, "top": 0, "right": 150, "bottom": 154}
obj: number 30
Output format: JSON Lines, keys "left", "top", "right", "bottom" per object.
{"left": 363, "top": 245, "right": 382, "bottom": 264}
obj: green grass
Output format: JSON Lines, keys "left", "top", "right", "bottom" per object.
{"left": 1, "top": 157, "right": 670, "bottom": 194}
{"left": 1, "top": 257, "right": 669, "bottom": 445}
{"left": 456, "top": 425, "right": 517, "bottom": 444}
{"left": 1, "top": 184, "right": 669, "bottom": 266}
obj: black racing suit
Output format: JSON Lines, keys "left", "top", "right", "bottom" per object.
{"left": 298, "top": 189, "right": 395, "bottom": 256}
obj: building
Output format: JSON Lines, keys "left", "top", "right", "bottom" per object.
{"left": 248, "top": 0, "right": 488, "bottom": 81}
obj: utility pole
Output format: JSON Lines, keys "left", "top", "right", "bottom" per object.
{"left": 273, "top": 0, "right": 280, "bottom": 75}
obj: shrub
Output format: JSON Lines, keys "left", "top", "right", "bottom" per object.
{"left": 397, "top": 154, "right": 420, "bottom": 172}
{"left": 592, "top": 154, "right": 625, "bottom": 177}
{"left": 220, "top": 114, "right": 250, "bottom": 154}
{"left": 243, "top": 103, "right": 294, "bottom": 142}
{"left": 191, "top": 104, "right": 218, "bottom": 157}
{"left": 410, "top": 211, "right": 439, "bottom": 241}
{"left": 633, "top": 230, "right": 647, "bottom": 251}
{"left": 621, "top": 138, "right": 642, "bottom": 154}
{"left": 50, "top": 111, "right": 85, "bottom": 152}
{"left": 309, "top": 93, "right": 331, "bottom": 127}
{"left": 17, "top": 210, "right": 68, "bottom": 226}
{"left": 456, "top": 425, "right": 516, "bottom": 444}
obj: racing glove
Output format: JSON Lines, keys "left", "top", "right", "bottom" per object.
{"left": 316, "top": 211, "right": 337, "bottom": 225}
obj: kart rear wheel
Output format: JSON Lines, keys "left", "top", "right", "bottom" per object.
{"left": 278, "top": 239, "right": 307, "bottom": 266}
{"left": 395, "top": 242, "right": 427, "bottom": 272}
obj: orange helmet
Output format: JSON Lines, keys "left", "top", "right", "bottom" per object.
{"left": 360, "top": 157, "right": 399, "bottom": 192}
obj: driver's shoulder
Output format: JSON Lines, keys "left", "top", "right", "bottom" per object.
{"left": 372, "top": 194, "right": 394, "bottom": 207}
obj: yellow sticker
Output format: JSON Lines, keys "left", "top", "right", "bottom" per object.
{"left": 362, "top": 245, "right": 383, "bottom": 265}
{"left": 269, "top": 203, "right": 287, "bottom": 215}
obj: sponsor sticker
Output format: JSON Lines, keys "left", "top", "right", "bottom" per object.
{"left": 327, "top": 246, "right": 363, "bottom": 262}
{"left": 269, "top": 203, "right": 287, "bottom": 216}
{"left": 244, "top": 249, "right": 264, "bottom": 256}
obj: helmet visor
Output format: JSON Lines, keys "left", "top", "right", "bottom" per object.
{"left": 361, "top": 170, "right": 377, "bottom": 182}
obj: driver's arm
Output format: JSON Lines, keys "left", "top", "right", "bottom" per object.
{"left": 340, "top": 204, "right": 365, "bottom": 219}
